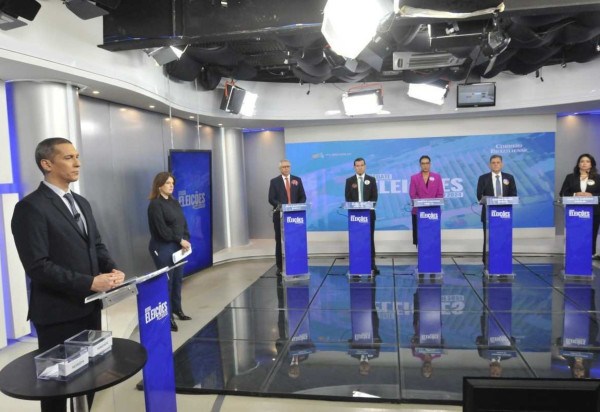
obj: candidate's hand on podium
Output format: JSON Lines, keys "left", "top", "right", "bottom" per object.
{"left": 91, "top": 269, "right": 126, "bottom": 292}
{"left": 180, "top": 239, "right": 191, "bottom": 251}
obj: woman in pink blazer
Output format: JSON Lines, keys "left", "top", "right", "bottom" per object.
{"left": 409, "top": 155, "right": 444, "bottom": 245}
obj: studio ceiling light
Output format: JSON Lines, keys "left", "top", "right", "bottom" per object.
{"left": 145, "top": 46, "right": 184, "bottom": 66}
{"left": 407, "top": 80, "right": 449, "bottom": 106}
{"left": 322, "top": 0, "right": 393, "bottom": 59}
{"left": 342, "top": 87, "right": 383, "bottom": 116}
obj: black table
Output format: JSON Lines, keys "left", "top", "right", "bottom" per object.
{"left": 0, "top": 338, "right": 147, "bottom": 412}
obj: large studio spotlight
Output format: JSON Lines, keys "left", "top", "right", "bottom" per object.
{"left": 342, "top": 86, "right": 384, "bottom": 116}
{"left": 0, "top": 0, "right": 41, "bottom": 31}
{"left": 64, "top": 0, "right": 121, "bottom": 20}
{"left": 145, "top": 46, "right": 185, "bottom": 66}
{"left": 321, "top": 0, "right": 393, "bottom": 59}
{"left": 407, "top": 80, "right": 449, "bottom": 106}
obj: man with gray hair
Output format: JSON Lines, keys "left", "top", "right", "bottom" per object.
{"left": 268, "top": 159, "right": 307, "bottom": 275}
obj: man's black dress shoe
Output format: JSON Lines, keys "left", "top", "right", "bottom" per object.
{"left": 170, "top": 318, "right": 178, "bottom": 332}
{"left": 174, "top": 311, "right": 192, "bottom": 321}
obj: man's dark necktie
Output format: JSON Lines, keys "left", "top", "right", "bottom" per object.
{"left": 64, "top": 193, "right": 86, "bottom": 235}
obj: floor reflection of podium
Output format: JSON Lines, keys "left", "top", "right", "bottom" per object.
{"left": 553, "top": 281, "right": 600, "bottom": 378}
{"left": 281, "top": 279, "right": 315, "bottom": 379}
{"left": 348, "top": 277, "right": 381, "bottom": 376}
{"left": 476, "top": 277, "right": 516, "bottom": 377}
{"left": 411, "top": 278, "right": 443, "bottom": 379}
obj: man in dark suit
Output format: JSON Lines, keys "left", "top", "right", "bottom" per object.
{"left": 345, "top": 157, "right": 379, "bottom": 274}
{"left": 268, "top": 159, "right": 307, "bottom": 275}
{"left": 476, "top": 154, "right": 518, "bottom": 264}
{"left": 11, "top": 137, "right": 125, "bottom": 412}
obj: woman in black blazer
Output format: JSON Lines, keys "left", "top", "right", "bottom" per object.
{"left": 148, "top": 172, "right": 192, "bottom": 331}
{"left": 559, "top": 153, "right": 600, "bottom": 258}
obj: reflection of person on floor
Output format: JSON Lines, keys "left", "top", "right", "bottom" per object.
{"left": 411, "top": 284, "right": 443, "bottom": 378}
{"left": 275, "top": 278, "right": 315, "bottom": 379}
{"left": 348, "top": 285, "right": 381, "bottom": 376}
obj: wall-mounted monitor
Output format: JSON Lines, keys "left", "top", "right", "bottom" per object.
{"left": 457, "top": 82, "right": 496, "bottom": 108}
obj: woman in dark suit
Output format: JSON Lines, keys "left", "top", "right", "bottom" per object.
{"left": 559, "top": 153, "right": 600, "bottom": 258}
{"left": 148, "top": 172, "right": 192, "bottom": 332}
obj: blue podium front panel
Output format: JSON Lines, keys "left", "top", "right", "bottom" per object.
{"left": 137, "top": 273, "right": 177, "bottom": 412}
{"left": 417, "top": 206, "right": 442, "bottom": 274}
{"left": 348, "top": 209, "right": 372, "bottom": 275}
{"left": 487, "top": 205, "right": 513, "bottom": 275}
{"left": 283, "top": 210, "right": 309, "bottom": 275}
{"left": 564, "top": 205, "right": 593, "bottom": 276}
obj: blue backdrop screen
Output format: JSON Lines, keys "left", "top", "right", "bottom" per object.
{"left": 169, "top": 150, "right": 213, "bottom": 275}
{"left": 286, "top": 132, "right": 555, "bottom": 231}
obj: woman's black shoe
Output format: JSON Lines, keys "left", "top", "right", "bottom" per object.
{"left": 174, "top": 311, "right": 192, "bottom": 321}
{"left": 170, "top": 318, "right": 178, "bottom": 332}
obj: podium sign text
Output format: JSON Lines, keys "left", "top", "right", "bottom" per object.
{"left": 281, "top": 204, "right": 309, "bottom": 276}
{"left": 136, "top": 273, "right": 177, "bottom": 412}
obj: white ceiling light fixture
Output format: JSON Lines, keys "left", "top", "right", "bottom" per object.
{"left": 342, "top": 86, "right": 384, "bottom": 116}
{"left": 240, "top": 90, "right": 258, "bottom": 117}
{"left": 407, "top": 81, "right": 449, "bottom": 106}
{"left": 321, "top": 0, "right": 393, "bottom": 59}
{"left": 144, "top": 46, "right": 185, "bottom": 66}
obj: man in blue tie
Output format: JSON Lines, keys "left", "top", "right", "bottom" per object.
{"left": 345, "top": 158, "right": 379, "bottom": 274}
{"left": 476, "top": 154, "right": 518, "bottom": 264}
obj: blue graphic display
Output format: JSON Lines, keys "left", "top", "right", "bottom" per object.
{"left": 286, "top": 132, "right": 555, "bottom": 231}
{"left": 169, "top": 150, "right": 213, "bottom": 275}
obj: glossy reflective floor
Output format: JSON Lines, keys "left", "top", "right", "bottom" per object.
{"left": 172, "top": 256, "right": 600, "bottom": 405}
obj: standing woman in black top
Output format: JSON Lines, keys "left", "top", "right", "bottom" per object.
{"left": 559, "top": 153, "right": 600, "bottom": 258}
{"left": 148, "top": 172, "right": 192, "bottom": 331}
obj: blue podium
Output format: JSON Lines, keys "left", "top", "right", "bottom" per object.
{"left": 343, "top": 201, "right": 375, "bottom": 277}
{"left": 413, "top": 198, "right": 444, "bottom": 278}
{"left": 86, "top": 265, "right": 178, "bottom": 412}
{"left": 482, "top": 196, "right": 519, "bottom": 278}
{"left": 280, "top": 203, "right": 309, "bottom": 280}
{"left": 561, "top": 196, "right": 598, "bottom": 280}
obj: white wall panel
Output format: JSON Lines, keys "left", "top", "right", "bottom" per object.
{"left": 0, "top": 82, "right": 12, "bottom": 184}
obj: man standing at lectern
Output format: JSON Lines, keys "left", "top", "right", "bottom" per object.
{"left": 11, "top": 137, "right": 125, "bottom": 412}
{"left": 345, "top": 157, "right": 379, "bottom": 274}
{"left": 476, "top": 154, "right": 518, "bottom": 264}
{"left": 268, "top": 159, "right": 307, "bottom": 276}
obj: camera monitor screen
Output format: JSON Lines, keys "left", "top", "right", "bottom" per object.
{"left": 457, "top": 82, "right": 496, "bottom": 108}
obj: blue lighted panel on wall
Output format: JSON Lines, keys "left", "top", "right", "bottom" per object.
{"left": 287, "top": 132, "right": 555, "bottom": 231}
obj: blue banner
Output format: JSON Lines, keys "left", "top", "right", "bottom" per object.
{"left": 137, "top": 273, "right": 177, "bottom": 412}
{"left": 487, "top": 205, "right": 513, "bottom": 275}
{"left": 169, "top": 150, "right": 213, "bottom": 276}
{"left": 286, "top": 132, "right": 555, "bottom": 231}
{"left": 282, "top": 209, "right": 308, "bottom": 275}
{"left": 417, "top": 206, "right": 442, "bottom": 273}
{"left": 348, "top": 209, "right": 372, "bottom": 275}
{"left": 565, "top": 205, "right": 593, "bottom": 276}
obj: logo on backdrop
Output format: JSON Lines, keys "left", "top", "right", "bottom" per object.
{"left": 286, "top": 216, "right": 305, "bottom": 224}
{"left": 491, "top": 143, "right": 528, "bottom": 154}
{"left": 178, "top": 190, "right": 206, "bottom": 209}
{"left": 491, "top": 210, "right": 511, "bottom": 219}
{"left": 373, "top": 173, "right": 464, "bottom": 199}
{"left": 569, "top": 209, "right": 591, "bottom": 219}
{"left": 144, "top": 301, "right": 169, "bottom": 324}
